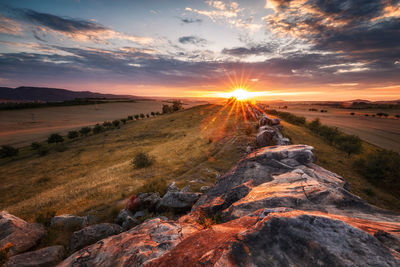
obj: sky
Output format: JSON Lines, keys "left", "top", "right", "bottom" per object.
{"left": 0, "top": 0, "right": 399, "bottom": 101}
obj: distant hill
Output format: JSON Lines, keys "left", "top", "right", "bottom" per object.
{"left": 0, "top": 86, "right": 138, "bottom": 102}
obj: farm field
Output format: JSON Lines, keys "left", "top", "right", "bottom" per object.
{"left": 0, "top": 100, "right": 207, "bottom": 147}
{"left": 0, "top": 104, "right": 253, "bottom": 221}
{"left": 281, "top": 105, "right": 400, "bottom": 152}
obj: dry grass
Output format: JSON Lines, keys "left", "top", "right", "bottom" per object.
{"left": 282, "top": 121, "right": 400, "bottom": 212}
{"left": 0, "top": 104, "right": 254, "bottom": 221}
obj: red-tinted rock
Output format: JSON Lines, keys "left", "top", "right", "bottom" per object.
{"left": 125, "top": 194, "right": 140, "bottom": 212}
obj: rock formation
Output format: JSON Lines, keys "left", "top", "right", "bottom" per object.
{"left": 57, "top": 114, "right": 400, "bottom": 266}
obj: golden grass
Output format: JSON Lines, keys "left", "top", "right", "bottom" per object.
{"left": 282, "top": 121, "right": 400, "bottom": 212}
{"left": 0, "top": 105, "right": 255, "bottom": 221}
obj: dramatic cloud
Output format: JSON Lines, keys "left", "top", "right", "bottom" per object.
{"left": 0, "top": 14, "right": 22, "bottom": 36}
{"left": 178, "top": 36, "right": 207, "bottom": 45}
{"left": 180, "top": 18, "right": 202, "bottom": 24}
{"left": 222, "top": 44, "right": 274, "bottom": 56}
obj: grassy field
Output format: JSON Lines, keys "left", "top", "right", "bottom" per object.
{"left": 0, "top": 104, "right": 254, "bottom": 222}
{"left": 282, "top": 121, "right": 400, "bottom": 212}
{"left": 281, "top": 105, "right": 400, "bottom": 152}
{"left": 0, "top": 100, "right": 207, "bottom": 147}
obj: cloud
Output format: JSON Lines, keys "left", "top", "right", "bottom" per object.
{"left": 180, "top": 18, "right": 202, "bottom": 24}
{"left": 222, "top": 44, "right": 274, "bottom": 56}
{"left": 10, "top": 8, "right": 152, "bottom": 45}
{"left": 0, "top": 14, "right": 22, "bottom": 35}
{"left": 178, "top": 36, "right": 207, "bottom": 45}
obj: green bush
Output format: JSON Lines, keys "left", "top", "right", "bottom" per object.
{"left": 133, "top": 152, "right": 152, "bottom": 168}
{"left": 68, "top": 130, "right": 79, "bottom": 139}
{"left": 0, "top": 145, "right": 19, "bottom": 158}
{"left": 354, "top": 150, "right": 400, "bottom": 194}
{"left": 47, "top": 133, "right": 64, "bottom": 144}
{"left": 79, "top": 127, "right": 91, "bottom": 136}
{"left": 93, "top": 124, "right": 104, "bottom": 134}
{"left": 31, "top": 142, "right": 41, "bottom": 150}
{"left": 112, "top": 120, "right": 120, "bottom": 127}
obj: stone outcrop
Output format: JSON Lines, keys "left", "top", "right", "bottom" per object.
{"left": 69, "top": 223, "right": 122, "bottom": 252}
{"left": 157, "top": 184, "right": 202, "bottom": 212}
{"left": 0, "top": 211, "right": 46, "bottom": 257}
{"left": 58, "top": 141, "right": 400, "bottom": 266}
{"left": 5, "top": 245, "right": 65, "bottom": 267}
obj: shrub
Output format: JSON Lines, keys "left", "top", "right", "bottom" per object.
{"left": 377, "top": 112, "right": 389, "bottom": 117}
{"left": 38, "top": 147, "right": 49, "bottom": 156}
{"left": 79, "top": 127, "right": 91, "bottom": 136}
{"left": 162, "top": 104, "right": 172, "bottom": 114}
{"left": 151, "top": 112, "right": 155, "bottom": 116}
{"left": 121, "top": 119, "right": 127, "bottom": 125}
{"left": 31, "top": 142, "right": 41, "bottom": 150}
{"left": 156, "top": 111, "right": 161, "bottom": 116}
{"left": 172, "top": 100, "right": 183, "bottom": 111}
{"left": 93, "top": 124, "right": 104, "bottom": 134}
{"left": 335, "top": 134, "right": 362, "bottom": 156}
{"left": 350, "top": 112, "right": 355, "bottom": 115}
{"left": 48, "top": 133, "right": 64, "bottom": 144}
{"left": 68, "top": 130, "right": 79, "bottom": 139}
{"left": 134, "top": 114, "right": 139, "bottom": 120}
{"left": 103, "top": 121, "right": 113, "bottom": 128}
{"left": 396, "top": 115, "right": 400, "bottom": 118}
{"left": 267, "top": 110, "right": 305, "bottom": 125}
{"left": 133, "top": 152, "right": 152, "bottom": 168}
{"left": 146, "top": 114, "right": 150, "bottom": 118}
{"left": 0, "top": 145, "right": 19, "bottom": 158}
{"left": 139, "top": 113, "right": 145, "bottom": 119}
{"left": 112, "top": 120, "right": 120, "bottom": 127}
{"left": 354, "top": 150, "right": 400, "bottom": 194}
{"left": 127, "top": 115, "right": 133, "bottom": 120}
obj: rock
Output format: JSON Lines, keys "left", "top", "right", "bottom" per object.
{"left": 259, "top": 115, "right": 280, "bottom": 127}
{"left": 157, "top": 191, "right": 202, "bottom": 213}
{"left": 200, "top": 186, "right": 211, "bottom": 193}
{"left": 115, "top": 209, "right": 141, "bottom": 231}
{"left": 50, "top": 214, "right": 89, "bottom": 231}
{"left": 276, "top": 137, "right": 291, "bottom": 145}
{"left": 256, "top": 129, "right": 276, "bottom": 147}
{"left": 0, "top": 211, "right": 46, "bottom": 257}
{"left": 137, "top": 192, "right": 161, "bottom": 211}
{"left": 374, "top": 230, "right": 400, "bottom": 253}
{"left": 166, "top": 182, "right": 180, "bottom": 192}
{"left": 69, "top": 223, "right": 122, "bottom": 252}
{"left": 246, "top": 145, "right": 252, "bottom": 153}
{"left": 5, "top": 245, "right": 64, "bottom": 267}
{"left": 58, "top": 218, "right": 198, "bottom": 267}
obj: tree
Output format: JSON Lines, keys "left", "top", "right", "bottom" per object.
{"left": 121, "top": 119, "right": 127, "bottom": 125}
{"left": 0, "top": 145, "right": 19, "bottom": 158}
{"left": 112, "top": 120, "right": 120, "bottom": 127}
{"left": 336, "top": 135, "right": 362, "bottom": 157}
{"left": 162, "top": 104, "right": 171, "bottom": 114}
{"left": 146, "top": 114, "right": 150, "bottom": 118}
{"left": 140, "top": 113, "right": 145, "bottom": 119}
{"left": 172, "top": 100, "right": 183, "bottom": 111}
{"left": 93, "top": 124, "right": 104, "bottom": 134}
{"left": 127, "top": 115, "right": 133, "bottom": 120}
{"left": 134, "top": 114, "right": 139, "bottom": 120}
{"left": 48, "top": 133, "right": 64, "bottom": 144}
{"left": 68, "top": 130, "right": 79, "bottom": 139}
{"left": 79, "top": 127, "right": 91, "bottom": 136}
{"left": 103, "top": 121, "right": 113, "bottom": 128}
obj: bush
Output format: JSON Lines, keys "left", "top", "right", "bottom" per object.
{"left": 0, "top": 145, "right": 19, "bottom": 158}
{"left": 93, "top": 124, "right": 104, "bottom": 134}
{"left": 139, "top": 113, "right": 145, "bottom": 119}
{"left": 146, "top": 114, "right": 150, "bottom": 118}
{"left": 48, "top": 133, "right": 64, "bottom": 144}
{"left": 134, "top": 114, "right": 139, "bottom": 120}
{"left": 68, "top": 130, "right": 79, "bottom": 139}
{"left": 267, "top": 109, "right": 305, "bottom": 125}
{"left": 162, "top": 104, "right": 172, "bottom": 114}
{"left": 121, "top": 119, "right": 127, "bottom": 125}
{"left": 112, "top": 120, "right": 120, "bottom": 127}
{"left": 127, "top": 115, "right": 133, "bottom": 120}
{"left": 31, "top": 142, "right": 41, "bottom": 150}
{"left": 354, "top": 150, "right": 400, "bottom": 194}
{"left": 151, "top": 112, "right": 155, "bottom": 116}
{"left": 156, "top": 112, "right": 161, "bottom": 115}
{"left": 103, "top": 121, "right": 113, "bottom": 128}
{"left": 79, "top": 127, "right": 91, "bottom": 136}
{"left": 133, "top": 152, "right": 152, "bottom": 168}
{"left": 38, "top": 147, "right": 49, "bottom": 156}
{"left": 350, "top": 112, "right": 355, "bottom": 115}
{"left": 335, "top": 134, "right": 362, "bottom": 156}
{"left": 172, "top": 100, "right": 183, "bottom": 111}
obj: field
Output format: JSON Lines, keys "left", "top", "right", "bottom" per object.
{"left": 0, "top": 100, "right": 207, "bottom": 147}
{"left": 0, "top": 104, "right": 254, "bottom": 221}
{"left": 279, "top": 104, "right": 400, "bottom": 152}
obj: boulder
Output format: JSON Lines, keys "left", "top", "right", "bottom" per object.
{"left": 50, "top": 214, "right": 90, "bottom": 231}
{"left": 125, "top": 195, "right": 140, "bottom": 212}
{"left": 5, "top": 245, "right": 64, "bottom": 267}
{"left": 69, "top": 223, "right": 122, "bottom": 252}
{"left": 157, "top": 191, "right": 202, "bottom": 213}
{"left": 115, "top": 209, "right": 141, "bottom": 231}
{"left": 138, "top": 192, "right": 161, "bottom": 211}
{"left": 256, "top": 129, "right": 276, "bottom": 147}
{"left": 259, "top": 115, "right": 280, "bottom": 127}
{"left": 0, "top": 211, "right": 46, "bottom": 257}
{"left": 200, "top": 186, "right": 211, "bottom": 193}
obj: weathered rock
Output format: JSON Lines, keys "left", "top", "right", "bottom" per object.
{"left": 200, "top": 186, "right": 211, "bottom": 193}
{"left": 259, "top": 115, "right": 280, "bottom": 126}
{"left": 256, "top": 128, "right": 276, "bottom": 147}
{"left": 375, "top": 230, "right": 400, "bottom": 253}
{"left": 115, "top": 209, "right": 141, "bottom": 231}
{"left": 50, "top": 214, "right": 91, "bottom": 231}
{"left": 69, "top": 223, "right": 122, "bottom": 252}
{"left": 166, "top": 182, "right": 180, "bottom": 192}
{"left": 125, "top": 194, "right": 140, "bottom": 212}
{"left": 58, "top": 218, "right": 198, "bottom": 267}
{"left": 138, "top": 192, "right": 161, "bottom": 211}
{"left": 0, "top": 211, "right": 46, "bottom": 257}
{"left": 5, "top": 245, "right": 64, "bottom": 267}
{"left": 157, "top": 191, "right": 201, "bottom": 213}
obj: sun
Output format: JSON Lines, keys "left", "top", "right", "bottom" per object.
{"left": 229, "top": 88, "right": 252, "bottom": 100}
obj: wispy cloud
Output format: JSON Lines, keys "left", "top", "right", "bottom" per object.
{"left": 178, "top": 36, "right": 207, "bottom": 45}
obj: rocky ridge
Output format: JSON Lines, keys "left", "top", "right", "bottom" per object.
{"left": 2, "top": 113, "right": 400, "bottom": 266}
